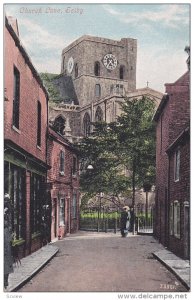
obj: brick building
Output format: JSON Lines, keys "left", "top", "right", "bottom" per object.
{"left": 153, "top": 71, "right": 190, "bottom": 259}
{"left": 47, "top": 128, "right": 79, "bottom": 241}
{"left": 4, "top": 16, "right": 50, "bottom": 256}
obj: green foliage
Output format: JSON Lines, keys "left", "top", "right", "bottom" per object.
{"left": 77, "top": 96, "right": 156, "bottom": 206}
{"left": 39, "top": 72, "right": 62, "bottom": 103}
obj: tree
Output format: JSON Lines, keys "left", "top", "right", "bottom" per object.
{"left": 116, "top": 96, "right": 156, "bottom": 228}
{"left": 77, "top": 122, "right": 130, "bottom": 208}
{"left": 39, "top": 73, "right": 62, "bottom": 103}
{"left": 77, "top": 96, "right": 156, "bottom": 215}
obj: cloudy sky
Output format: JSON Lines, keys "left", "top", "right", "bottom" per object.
{"left": 4, "top": 1, "right": 190, "bottom": 93}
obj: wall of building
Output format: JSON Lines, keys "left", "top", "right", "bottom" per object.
{"left": 47, "top": 130, "right": 79, "bottom": 241}
{"left": 4, "top": 25, "right": 48, "bottom": 163}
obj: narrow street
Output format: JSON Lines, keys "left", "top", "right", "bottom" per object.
{"left": 18, "top": 232, "right": 187, "bottom": 292}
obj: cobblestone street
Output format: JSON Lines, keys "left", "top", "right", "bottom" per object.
{"left": 18, "top": 232, "right": 188, "bottom": 292}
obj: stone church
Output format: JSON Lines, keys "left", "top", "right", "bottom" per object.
{"left": 48, "top": 35, "right": 163, "bottom": 142}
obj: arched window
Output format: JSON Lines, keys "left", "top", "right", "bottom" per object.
{"left": 94, "top": 61, "right": 100, "bottom": 76}
{"left": 53, "top": 115, "right": 65, "bottom": 135}
{"left": 95, "top": 106, "right": 103, "bottom": 122}
{"left": 83, "top": 112, "right": 91, "bottom": 136}
{"left": 75, "top": 63, "right": 78, "bottom": 78}
{"left": 95, "top": 84, "right": 101, "bottom": 97}
{"left": 120, "top": 65, "right": 125, "bottom": 79}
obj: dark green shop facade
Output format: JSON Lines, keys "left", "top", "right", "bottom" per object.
{"left": 4, "top": 141, "right": 51, "bottom": 258}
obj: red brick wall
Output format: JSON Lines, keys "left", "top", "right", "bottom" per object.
{"left": 47, "top": 131, "right": 79, "bottom": 240}
{"left": 4, "top": 26, "right": 48, "bottom": 163}
{"left": 154, "top": 71, "right": 190, "bottom": 257}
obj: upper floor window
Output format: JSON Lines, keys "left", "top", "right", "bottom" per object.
{"left": 37, "top": 101, "right": 41, "bottom": 147}
{"left": 72, "top": 156, "right": 77, "bottom": 176}
{"left": 95, "top": 84, "right": 101, "bottom": 98}
{"left": 53, "top": 116, "right": 65, "bottom": 135}
{"left": 60, "top": 150, "right": 65, "bottom": 173}
{"left": 13, "top": 66, "right": 20, "bottom": 129}
{"left": 75, "top": 63, "right": 78, "bottom": 78}
{"left": 94, "top": 61, "right": 100, "bottom": 76}
{"left": 83, "top": 112, "right": 91, "bottom": 137}
{"left": 120, "top": 65, "right": 125, "bottom": 79}
{"left": 174, "top": 148, "right": 180, "bottom": 182}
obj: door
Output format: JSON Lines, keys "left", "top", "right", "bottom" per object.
{"left": 53, "top": 198, "right": 57, "bottom": 238}
{"left": 184, "top": 204, "right": 190, "bottom": 259}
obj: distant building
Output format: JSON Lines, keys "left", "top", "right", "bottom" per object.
{"left": 48, "top": 35, "right": 163, "bottom": 142}
{"left": 47, "top": 128, "right": 79, "bottom": 241}
{"left": 4, "top": 16, "right": 49, "bottom": 256}
{"left": 153, "top": 71, "right": 190, "bottom": 259}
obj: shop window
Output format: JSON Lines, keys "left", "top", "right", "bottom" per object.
{"left": 30, "top": 174, "right": 42, "bottom": 234}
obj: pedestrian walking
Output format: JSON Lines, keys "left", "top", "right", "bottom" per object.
{"left": 4, "top": 193, "right": 14, "bottom": 290}
{"left": 120, "top": 206, "right": 131, "bottom": 237}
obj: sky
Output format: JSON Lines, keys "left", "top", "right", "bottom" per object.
{"left": 3, "top": 1, "right": 190, "bottom": 93}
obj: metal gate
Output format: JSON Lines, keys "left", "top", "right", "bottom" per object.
{"left": 79, "top": 205, "right": 121, "bottom": 233}
{"left": 136, "top": 203, "right": 154, "bottom": 235}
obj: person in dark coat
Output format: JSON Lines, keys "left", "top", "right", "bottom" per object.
{"left": 4, "top": 193, "right": 14, "bottom": 290}
{"left": 120, "top": 206, "right": 131, "bottom": 237}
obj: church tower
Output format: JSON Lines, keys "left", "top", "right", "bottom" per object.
{"left": 61, "top": 35, "right": 137, "bottom": 107}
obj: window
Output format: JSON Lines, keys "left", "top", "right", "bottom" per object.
{"left": 75, "top": 63, "right": 78, "bottom": 78}
{"left": 59, "top": 198, "right": 65, "bottom": 225}
{"left": 60, "top": 150, "right": 65, "bottom": 173}
{"left": 83, "top": 113, "right": 91, "bottom": 137}
{"left": 169, "top": 201, "right": 181, "bottom": 238}
{"left": 37, "top": 101, "right": 41, "bottom": 146}
{"left": 95, "top": 106, "right": 103, "bottom": 122}
{"left": 94, "top": 61, "right": 100, "bottom": 76}
{"left": 72, "top": 156, "right": 77, "bottom": 176}
{"left": 72, "top": 192, "right": 77, "bottom": 219}
{"left": 174, "top": 148, "right": 180, "bottom": 181}
{"left": 11, "top": 166, "right": 26, "bottom": 239}
{"left": 53, "top": 115, "right": 65, "bottom": 135}
{"left": 13, "top": 66, "right": 20, "bottom": 129}
{"left": 174, "top": 201, "right": 180, "bottom": 238}
{"left": 30, "top": 174, "right": 42, "bottom": 234}
{"left": 170, "top": 203, "right": 173, "bottom": 235}
{"left": 120, "top": 65, "right": 125, "bottom": 79}
{"left": 95, "top": 84, "right": 101, "bottom": 97}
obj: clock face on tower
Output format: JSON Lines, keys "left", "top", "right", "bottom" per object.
{"left": 103, "top": 54, "right": 117, "bottom": 70}
{"left": 67, "top": 57, "right": 74, "bottom": 73}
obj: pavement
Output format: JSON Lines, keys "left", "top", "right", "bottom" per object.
{"left": 4, "top": 231, "right": 190, "bottom": 292}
